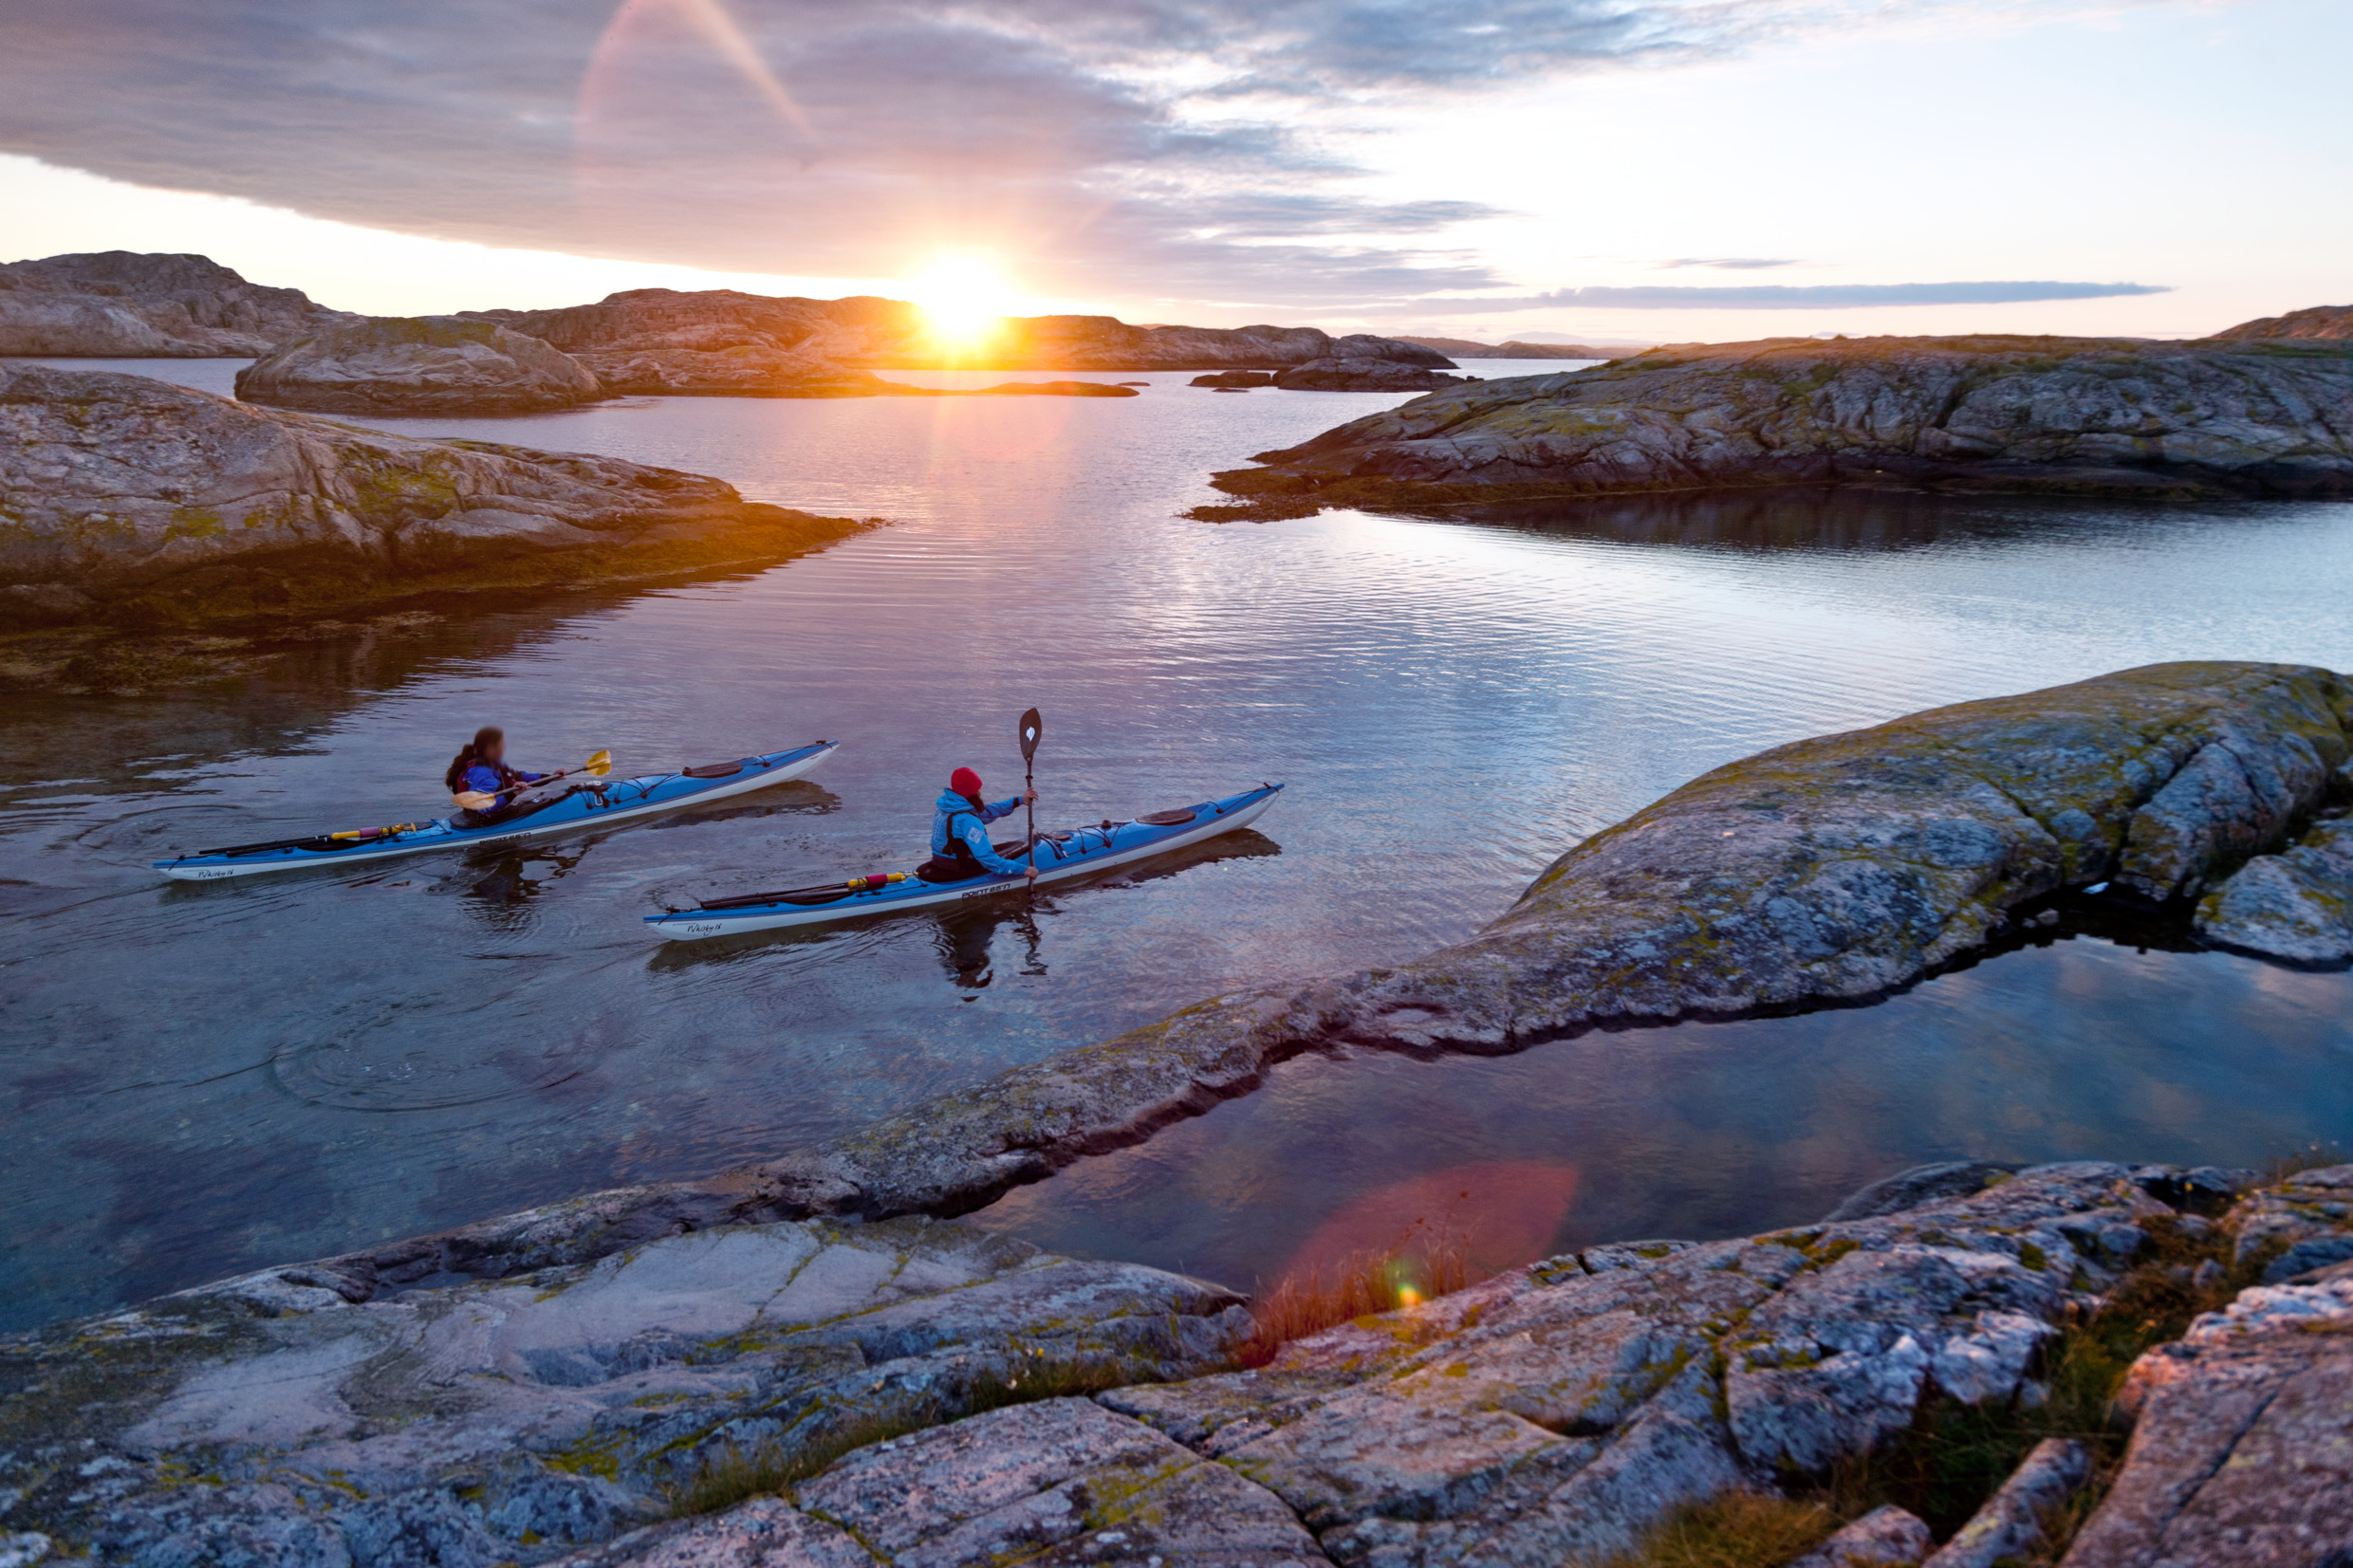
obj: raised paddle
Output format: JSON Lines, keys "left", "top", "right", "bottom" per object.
{"left": 1018, "top": 710, "right": 1042, "bottom": 884}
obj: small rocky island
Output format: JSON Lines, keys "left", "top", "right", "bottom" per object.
{"left": 234, "top": 316, "right": 608, "bottom": 415}
{"left": 0, "top": 363, "right": 863, "bottom": 634}
{"left": 3, "top": 661, "right": 2347, "bottom": 1566}
{"left": 1195, "top": 327, "right": 2353, "bottom": 520}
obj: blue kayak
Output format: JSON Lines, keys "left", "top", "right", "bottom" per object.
{"left": 155, "top": 741, "right": 840, "bottom": 880}
{"left": 645, "top": 781, "right": 1284, "bottom": 940}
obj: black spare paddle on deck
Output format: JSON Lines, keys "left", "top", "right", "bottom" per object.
{"left": 1019, "top": 708, "right": 1043, "bottom": 890}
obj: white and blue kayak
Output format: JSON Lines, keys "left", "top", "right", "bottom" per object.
{"left": 155, "top": 741, "right": 840, "bottom": 881}
{"left": 646, "top": 781, "right": 1284, "bottom": 941}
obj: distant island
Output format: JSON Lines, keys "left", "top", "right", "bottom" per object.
{"left": 1398, "top": 335, "right": 1640, "bottom": 360}
{"left": 1195, "top": 323, "right": 2353, "bottom": 521}
{"left": 0, "top": 252, "right": 1455, "bottom": 411}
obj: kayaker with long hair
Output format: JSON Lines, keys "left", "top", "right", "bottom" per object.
{"left": 444, "top": 727, "right": 558, "bottom": 826}
{"left": 923, "top": 766, "right": 1038, "bottom": 882}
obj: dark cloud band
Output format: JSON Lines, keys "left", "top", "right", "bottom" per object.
{"left": 1422, "top": 281, "right": 2174, "bottom": 311}
{"left": 0, "top": 1, "right": 2148, "bottom": 310}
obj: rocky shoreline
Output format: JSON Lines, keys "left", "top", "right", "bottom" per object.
{"left": 1193, "top": 332, "right": 2353, "bottom": 521}
{"left": 0, "top": 364, "right": 871, "bottom": 640}
{"left": 4, "top": 1158, "right": 2346, "bottom": 1566}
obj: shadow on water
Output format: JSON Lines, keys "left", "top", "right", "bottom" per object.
{"left": 642, "top": 829, "right": 1284, "bottom": 977}
{"left": 1436, "top": 487, "right": 2282, "bottom": 555}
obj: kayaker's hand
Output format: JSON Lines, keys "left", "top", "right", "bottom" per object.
{"left": 1022, "top": 788, "right": 1037, "bottom": 803}
{"left": 1025, "top": 864, "right": 1040, "bottom": 882}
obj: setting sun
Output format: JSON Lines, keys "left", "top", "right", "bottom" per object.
{"left": 907, "top": 254, "right": 1015, "bottom": 344}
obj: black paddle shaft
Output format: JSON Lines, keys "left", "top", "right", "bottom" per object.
{"left": 1019, "top": 709, "right": 1043, "bottom": 877}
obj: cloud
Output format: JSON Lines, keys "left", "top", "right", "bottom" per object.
{"left": 1654, "top": 257, "right": 1801, "bottom": 269}
{"left": 1421, "top": 280, "right": 2174, "bottom": 310}
{"left": 0, "top": 1, "right": 2161, "bottom": 310}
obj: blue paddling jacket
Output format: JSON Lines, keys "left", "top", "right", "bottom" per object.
{"left": 932, "top": 787, "right": 1028, "bottom": 875}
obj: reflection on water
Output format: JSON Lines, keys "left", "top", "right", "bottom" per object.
{"left": 1, "top": 359, "right": 2350, "bottom": 1328}
{"left": 973, "top": 926, "right": 2353, "bottom": 1292}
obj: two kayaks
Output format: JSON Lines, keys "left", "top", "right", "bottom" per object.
{"left": 153, "top": 742, "right": 840, "bottom": 880}
{"left": 645, "top": 782, "right": 1284, "bottom": 941}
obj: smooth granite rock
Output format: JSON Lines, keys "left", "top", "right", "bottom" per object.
{"left": 0, "top": 251, "right": 357, "bottom": 357}
{"left": 0, "top": 1219, "right": 1248, "bottom": 1566}
{"left": 235, "top": 316, "right": 604, "bottom": 415}
{"left": 2194, "top": 814, "right": 2353, "bottom": 964}
{"left": 1789, "top": 1504, "right": 1933, "bottom": 1568}
{"left": 2066, "top": 1263, "right": 2353, "bottom": 1567}
{"left": 2209, "top": 303, "right": 2353, "bottom": 341}
{"left": 1196, "top": 333, "right": 2353, "bottom": 519}
{"left": 1193, "top": 371, "right": 1278, "bottom": 389}
{"left": 15, "top": 1162, "right": 2349, "bottom": 1565}
{"left": 0, "top": 363, "right": 862, "bottom": 630}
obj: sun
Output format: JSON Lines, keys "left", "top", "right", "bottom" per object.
{"left": 907, "top": 255, "right": 1015, "bottom": 346}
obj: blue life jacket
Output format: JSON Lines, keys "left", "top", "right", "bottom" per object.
{"left": 930, "top": 787, "right": 1027, "bottom": 876}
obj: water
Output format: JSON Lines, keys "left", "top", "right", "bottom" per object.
{"left": 2, "top": 357, "right": 2349, "bottom": 1329}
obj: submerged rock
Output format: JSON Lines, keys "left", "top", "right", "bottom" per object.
{"left": 2194, "top": 814, "right": 2353, "bottom": 964}
{"left": 0, "top": 364, "right": 863, "bottom": 631}
{"left": 0, "top": 250, "right": 357, "bottom": 357}
{"left": 234, "top": 316, "right": 604, "bottom": 415}
{"left": 1193, "top": 370, "right": 1277, "bottom": 388}
{"left": 1196, "top": 332, "right": 2353, "bottom": 519}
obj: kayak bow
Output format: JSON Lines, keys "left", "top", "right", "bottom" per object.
{"left": 155, "top": 741, "right": 840, "bottom": 880}
{"left": 645, "top": 781, "right": 1283, "bottom": 941}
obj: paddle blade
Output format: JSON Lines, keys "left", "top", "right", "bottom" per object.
{"left": 580, "top": 749, "right": 613, "bottom": 777}
{"left": 1018, "top": 709, "right": 1043, "bottom": 763}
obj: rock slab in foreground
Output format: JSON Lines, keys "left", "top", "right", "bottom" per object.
{"left": 12, "top": 1161, "right": 2349, "bottom": 1565}
{"left": 2067, "top": 1256, "right": 2353, "bottom": 1566}
{"left": 0, "top": 364, "right": 862, "bottom": 630}
{"left": 0, "top": 1218, "right": 1248, "bottom": 1565}
{"left": 1198, "top": 332, "right": 2353, "bottom": 518}
{"left": 234, "top": 316, "right": 605, "bottom": 415}
{"left": 0, "top": 251, "right": 357, "bottom": 357}
{"left": 569, "top": 1162, "right": 2345, "bottom": 1568}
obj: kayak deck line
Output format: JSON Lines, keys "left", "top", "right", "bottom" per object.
{"left": 646, "top": 781, "right": 1285, "bottom": 940}
{"left": 153, "top": 741, "right": 839, "bottom": 881}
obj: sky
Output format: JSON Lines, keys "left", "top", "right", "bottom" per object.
{"left": 1, "top": 0, "right": 2344, "bottom": 341}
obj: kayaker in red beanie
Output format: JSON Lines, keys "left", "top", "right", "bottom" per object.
{"left": 926, "top": 766, "right": 1037, "bottom": 882}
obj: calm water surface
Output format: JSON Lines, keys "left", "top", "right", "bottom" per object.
{"left": 2, "top": 358, "right": 2348, "bottom": 1327}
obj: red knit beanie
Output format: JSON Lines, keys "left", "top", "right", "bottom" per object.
{"left": 950, "top": 766, "right": 983, "bottom": 796}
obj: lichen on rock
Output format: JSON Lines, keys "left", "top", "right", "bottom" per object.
{"left": 0, "top": 363, "right": 866, "bottom": 634}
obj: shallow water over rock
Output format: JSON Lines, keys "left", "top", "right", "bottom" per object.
{"left": 2, "top": 358, "right": 2349, "bottom": 1328}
